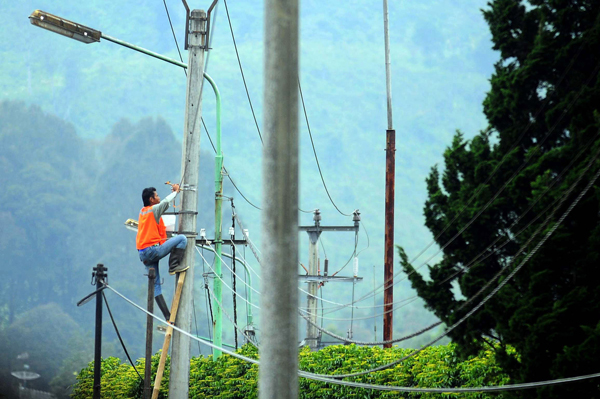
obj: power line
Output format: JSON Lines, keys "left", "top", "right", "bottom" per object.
{"left": 311, "top": 141, "right": 600, "bottom": 344}
{"left": 298, "top": 78, "right": 352, "bottom": 217}
{"left": 306, "top": 151, "right": 600, "bottom": 367}
{"left": 161, "top": 0, "right": 186, "bottom": 77}
{"left": 223, "top": 0, "right": 263, "bottom": 144}
{"left": 102, "top": 292, "right": 142, "bottom": 380}
{"left": 197, "top": 247, "right": 261, "bottom": 310}
{"left": 320, "top": 133, "right": 598, "bottom": 315}
{"left": 103, "top": 282, "right": 600, "bottom": 393}
{"left": 344, "top": 59, "right": 600, "bottom": 313}
{"left": 201, "top": 117, "right": 262, "bottom": 210}
{"left": 192, "top": 298, "right": 202, "bottom": 355}
{"left": 400, "top": 54, "right": 600, "bottom": 274}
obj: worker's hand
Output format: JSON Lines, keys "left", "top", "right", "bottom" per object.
{"left": 171, "top": 183, "right": 180, "bottom": 193}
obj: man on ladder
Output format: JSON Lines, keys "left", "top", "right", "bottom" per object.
{"left": 137, "top": 184, "right": 188, "bottom": 320}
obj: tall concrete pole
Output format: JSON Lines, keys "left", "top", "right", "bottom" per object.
{"left": 306, "top": 232, "right": 321, "bottom": 350}
{"left": 382, "top": 0, "right": 396, "bottom": 348}
{"left": 170, "top": 9, "right": 206, "bottom": 399}
{"left": 260, "top": 0, "right": 299, "bottom": 396}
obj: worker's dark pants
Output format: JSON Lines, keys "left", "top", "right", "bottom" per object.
{"left": 138, "top": 235, "right": 187, "bottom": 296}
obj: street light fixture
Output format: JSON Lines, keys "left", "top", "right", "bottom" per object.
{"left": 29, "top": 10, "right": 101, "bottom": 44}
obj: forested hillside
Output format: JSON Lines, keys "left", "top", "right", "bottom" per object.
{"left": 0, "top": 101, "right": 217, "bottom": 396}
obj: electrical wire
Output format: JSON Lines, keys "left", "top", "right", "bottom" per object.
{"left": 202, "top": 118, "right": 262, "bottom": 210}
{"left": 233, "top": 213, "right": 262, "bottom": 265}
{"left": 330, "top": 231, "right": 358, "bottom": 277}
{"left": 162, "top": 0, "right": 186, "bottom": 77}
{"left": 206, "top": 284, "right": 258, "bottom": 347}
{"left": 328, "top": 131, "right": 599, "bottom": 316}
{"left": 192, "top": 298, "right": 202, "bottom": 355}
{"left": 223, "top": 0, "right": 262, "bottom": 144}
{"left": 318, "top": 235, "right": 328, "bottom": 260}
{"left": 203, "top": 243, "right": 262, "bottom": 298}
{"left": 298, "top": 78, "right": 352, "bottom": 217}
{"left": 350, "top": 56, "right": 600, "bottom": 310}
{"left": 103, "top": 282, "right": 600, "bottom": 393}
{"left": 301, "top": 152, "right": 600, "bottom": 357}
{"left": 304, "top": 143, "right": 600, "bottom": 343}
{"left": 197, "top": 247, "right": 261, "bottom": 309}
{"left": 342, "top": 76, "right": 600, "bottom": 315}
{"left": 102, "top": 292, "right": 143, "bottom": 380}
{"left": 312, "top": 297, "right": 421, "bottom": 322}
{"left": 220, "top": 1, "right": 316, "bottom": 214}
{"left": 208, "top": 231, "right": 420, "bottom": 317}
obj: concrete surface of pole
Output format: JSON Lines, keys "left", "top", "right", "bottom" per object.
{"left": 170, "top": 9, "right": 206, "bottom": 399}
{"left": 306, "top": 230, "right": 320, "bottom": 350}
{"left": 260, "top": 0, "right": 299, "bottom": 396}
{"left": 382, "top": 0, "right": 396, "bottom": 348}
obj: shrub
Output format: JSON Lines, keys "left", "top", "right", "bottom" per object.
{"left": 73, "top": 343, "right": 510, "bottom": 398}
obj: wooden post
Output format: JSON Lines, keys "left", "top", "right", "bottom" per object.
{"left": 144, "top": 268, "right": 155, "bottom": 399}
{"left": 152, "top": 272, "right": 186, "bottom": 399}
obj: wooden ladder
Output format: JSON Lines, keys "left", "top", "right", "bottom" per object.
{"left": 151, "top": 271, "right": 186, "bottom": 399}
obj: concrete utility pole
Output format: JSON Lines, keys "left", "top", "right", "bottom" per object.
{"left": 170, "top": 9, "right": 206, "bottom": 399}
{"left": 382, "top": 0, "right": 396, "bottom": 349}
{"left": 300, "top": 210, "right": 361, "bottom": 350}
{"left": 260, "top": 0, "right": 299, "bottom": 396}
{"left": 306, "top": 211, "right": 322, "bottom": 350}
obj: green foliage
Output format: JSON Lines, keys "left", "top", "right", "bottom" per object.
{"left": 73, "top": 344, "right": 510, "bottom": 398}
{"left": 72, "top": 351, "right": 169, "bottom": 399}
{"left": 401, "top": 1, "right": 600, "bottom": 398}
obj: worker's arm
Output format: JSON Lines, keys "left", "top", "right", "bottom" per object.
{"left": 153, "top": 184, "right": 180, "bottom": 222}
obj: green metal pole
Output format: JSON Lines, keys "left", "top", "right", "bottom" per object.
{"left": 203, "top": 73, "right": 223, "bottom": 359}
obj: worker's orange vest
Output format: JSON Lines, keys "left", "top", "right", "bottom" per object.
{"left": 136, "top": 206, "right": 167, "bottom": 250}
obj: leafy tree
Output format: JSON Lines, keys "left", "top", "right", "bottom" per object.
{"left": 399, "top": 1, "right": 600, "bottom": 397}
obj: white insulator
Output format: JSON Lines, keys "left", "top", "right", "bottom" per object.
{"left": 353, "top": 257, "right": 359, "bottom": 277}
{"left": 243, "top": 229, "right": 249, "bottom": 238}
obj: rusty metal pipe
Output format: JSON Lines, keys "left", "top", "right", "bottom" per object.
{"left": 383, "top": 129, "right": 395, "bottom": 348}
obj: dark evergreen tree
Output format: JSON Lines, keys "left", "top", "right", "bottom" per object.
{"left": 400, "top": 1, "right": 600, "bottom": 397}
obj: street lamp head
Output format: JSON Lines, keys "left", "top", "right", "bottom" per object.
{"left": 29, "top": 10, "right": 101, "bottom": 44}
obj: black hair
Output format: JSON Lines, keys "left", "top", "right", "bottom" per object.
{"left": 142, "top": 187, "right": 157, "bottom": 207}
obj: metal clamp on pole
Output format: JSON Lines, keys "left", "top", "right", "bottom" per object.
{"left": 181, "top": 184, "right": 197, "bottom": 192}
{"left": 171, "top": 231, "right": 199, "bottom": 236}
{"left": 163, "top": 211, "right": 199, "bottom": 215}
{"left": 204, "top": 0, "right": 219, "bottom": 50}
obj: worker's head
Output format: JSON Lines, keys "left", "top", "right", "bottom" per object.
{"left": 142, "top": 187, "right": 158, "bottom": 206}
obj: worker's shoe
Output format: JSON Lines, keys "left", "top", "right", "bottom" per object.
{"left": 155, "top": 294, "right": 171, "bottom": 320}
{"left": 168, "top": 248, "right": 189, "bottom": 275}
